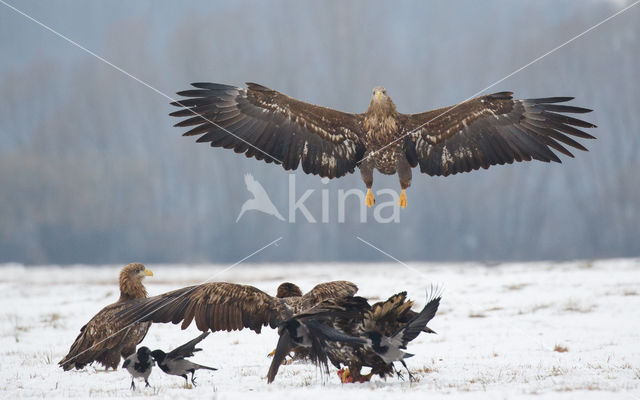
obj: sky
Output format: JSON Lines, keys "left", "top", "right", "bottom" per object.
{"left": 0, "top": 1, "right": 638, "bottom": 264}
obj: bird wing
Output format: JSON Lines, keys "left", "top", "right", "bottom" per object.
{"left": 267, "top": 328, "right": 293, "bottom": 383}
{"left": 292, "top": 296, "right": 370, "bottom": 327}
{"left": 305, "top": 320, "right": 368, "bottom": 344}
{"left": 394, "top": 293, "right": 441, "bottom": 346}
{"left": 298, "top": 280, "right": 359, "bottom": 310}
{"left": 166, "top": 331, "right": 210, "bottom": 360}
{"left": 58, "top": 302, "right": 150, "bottom": 370}
{"left": 117, "top": 282, "right": 287, "bottom": 334}
{"left": 171, "top": 82, "right": 367, "bottom": 179}
{"left": 401, "top": 93, "right": 596, "bottom": 176}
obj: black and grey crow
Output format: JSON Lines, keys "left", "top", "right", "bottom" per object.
{"left": 150, "top": 332, "right": 217, "bottom": 386}
{"left": 267, "top": 289, "right": 441, "bottom": 383}
{"left": 122, "top": 346, "right": 154, "bottom": 389}
{"left": 362, "top": 291, "right": 441, "bottom": 380}
{"left": 267, "top": 297, "right": 370, "bottom": 383}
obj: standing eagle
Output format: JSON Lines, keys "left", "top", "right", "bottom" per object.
{"left": 171, "top": 83, "right": 595, "bottom": 208}
{"left": 59, "top": 263, "right": 154, "bottom": 371}
{"left": 59, "top": 263, "right": 355, "bottom": 372}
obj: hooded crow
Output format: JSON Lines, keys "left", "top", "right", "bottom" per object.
{"left": 267, "top": 288, "right": 441, "bottom": 383}
{"left": 122, "top": 346, "right": 154, "bottom": 389}
{"left": 361, "top": 290, "right": 441, "bottom": 381}
{"left": 267, "top": 297, "right": 370, "bottom": 383}
{"left": 150, "top": 332, "right": 217, "bottom": 386}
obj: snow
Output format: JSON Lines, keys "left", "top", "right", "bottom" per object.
{"left": 1, "top": 259, "right": 639, "bottom": 399}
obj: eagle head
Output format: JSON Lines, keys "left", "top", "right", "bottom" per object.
{"left": 276, "top": 282, "right": 303, "bottom": 298}
{"left": 119, "top": 263, "right": 153, "bottom": 300}
{"left": 372, "top": 86, "right": 389, "bottom": 102}
{"left": 368, "top": 86, "right": 396, "bottom": 115}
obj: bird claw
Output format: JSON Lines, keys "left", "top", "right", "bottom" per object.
{"left": 337, "top": 368, "right": 353, "bottom": 383}
{"left": 366, "top": 189, "right": 375, "bottom": 208}
{"left": 338, "top": 368, "right": 372, "bottom": 383}
{"left": 399, "top": 189, "right": 407, "bottom": 209}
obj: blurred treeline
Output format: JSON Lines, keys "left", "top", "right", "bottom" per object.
{"left": 0, "top": 1, "right": 638, "bottom": 264}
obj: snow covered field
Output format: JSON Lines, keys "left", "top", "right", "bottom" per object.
{"left": 1, "top": 259, "right": 639, "bottom": 399}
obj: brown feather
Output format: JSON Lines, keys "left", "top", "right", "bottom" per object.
{"left": 404, "top": 93, "right": 595, "bottom": 176}
{"left": 59, "top": 263, "right": 152, "bottom": 371}
{"left": 116, "top": 281, "right": 358, "bottom": 335}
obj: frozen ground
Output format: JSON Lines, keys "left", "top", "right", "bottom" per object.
{"left": 0, "top": 259, "right": 639, "bottom": 399}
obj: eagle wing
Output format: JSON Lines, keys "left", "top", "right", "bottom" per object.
{"left": 297, "top": 280, "right": 359, "bottom": 311}
{"left": 117, "top": 282, "right": 287, "bottom": 334}
{"left": 59, "top": 302, "right": 150, "bottom": 370}
{"left": 171, "top": 82, "right": 366, "bottom": 179}
{"left": 401, "top": 92, "right": 596, "bottom": 176}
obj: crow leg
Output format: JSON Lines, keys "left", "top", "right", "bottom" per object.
{"left": 145, "top": 379, "right": 151, "bottom": 388}
{"left": 400, "top": 360, "right": 414, "bottom": 382}
{"left": 130, "top": 379, "right": 135, "bottom": 390}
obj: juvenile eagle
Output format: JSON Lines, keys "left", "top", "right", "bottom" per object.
{"left": 171, "top": 83, "right": 596, "bottom": 208}
{"left": 59, "top": 263, "right": 153, "bottom": 371}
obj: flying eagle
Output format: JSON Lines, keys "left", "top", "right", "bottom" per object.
{"left": 59, "top": 263, "right": 154, "bottom": 371}
{"left": 171, "top": 83, "right": 596, "bottom": 208}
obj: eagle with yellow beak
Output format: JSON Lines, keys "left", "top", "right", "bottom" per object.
{"left": 171, "top": 83, "right": 595, "bottom": 208}
{"left": 59, "top": 263, "right": 154, "bottom": 371}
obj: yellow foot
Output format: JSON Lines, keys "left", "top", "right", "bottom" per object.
{"left": 399, "top": 189, "right": 407, "bottom": 209}
{"left": 267, "top": 349, "right": 275, "bottom": 358}
{"left": 366, "top": 189, "right": 375, "bottom": 208}
{"left": 338, "top": 368, "right": 353, "bottom": 383}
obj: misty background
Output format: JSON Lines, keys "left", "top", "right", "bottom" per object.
{"left": 1, "top": 1, "right": 638, "bottom": 265}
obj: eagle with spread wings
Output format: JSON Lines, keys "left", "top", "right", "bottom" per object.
{"left": 59, "top": 263, "right": 357, "bottom": 371}
{"left": 171, "top": 83, "right": 595, "bottom": 208}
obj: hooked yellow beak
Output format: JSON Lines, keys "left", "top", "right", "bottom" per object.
{"left": 143, "top": 268, "right": 153, "bottom": 277}
{"left": 375, "top": 91, "right": 382, "bottom": 100}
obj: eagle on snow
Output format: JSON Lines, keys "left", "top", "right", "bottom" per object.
{"left": 171, "top": 83, "right": 595, "bottom": 208}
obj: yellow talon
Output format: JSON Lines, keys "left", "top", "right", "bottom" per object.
{"left": 339, "top": 368, "right": 352, "bottom": 383}
{"left": 366, "top": 189, "right": 375, "bottom": 208}
{"left": 267, "top": 349, "right": 275, "bottom": 357}
{"left": 399, "top": 189, "right": 407, "bottom": 208}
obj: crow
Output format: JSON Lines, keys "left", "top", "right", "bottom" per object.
{"left": 361, "top": 291, "right": 441, "bottom": 381}
{"left": 267, "top": 289, "right": 441, "bottom": 383}
{"left": 122, "top": 346, "right": 153, "bottom": 390}
{"left": 150, "top": 332, "right": 217, "bottom": 386}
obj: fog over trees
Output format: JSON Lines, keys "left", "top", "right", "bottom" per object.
{"left": 1, "top": 1, "right": 638, "bottom": 265}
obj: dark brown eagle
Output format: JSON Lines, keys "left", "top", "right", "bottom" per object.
{"left": 171, "top": 83, "right": 595, "bottom": 208}
{"left": 59, "top": 263, "right": 154, "bottom": 371}
{"left": 59, "top": 263, "right": 356, "bottom": 372}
